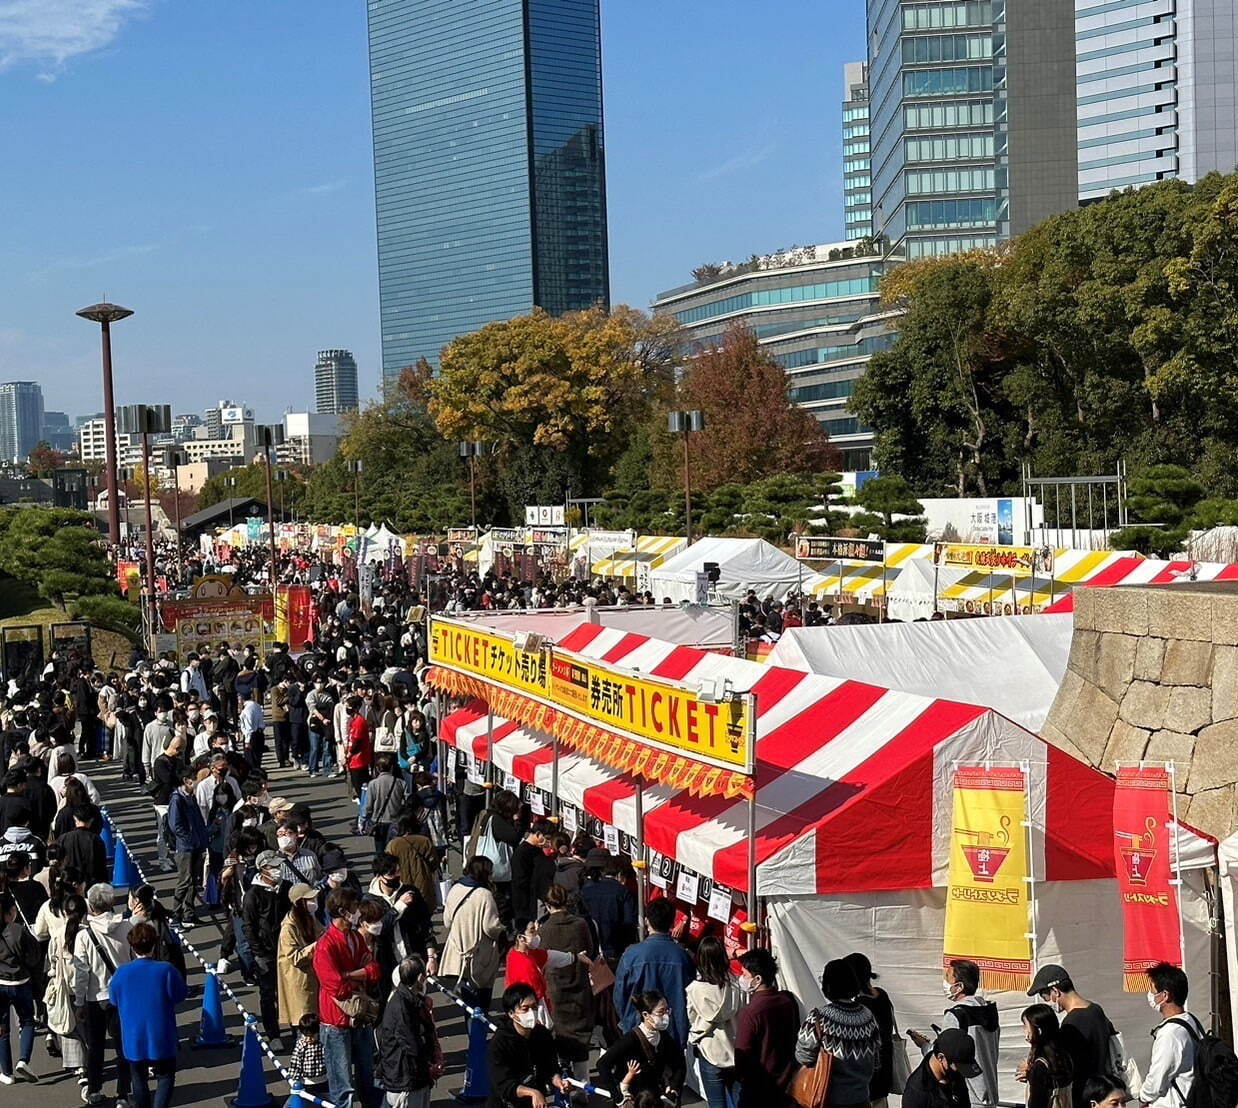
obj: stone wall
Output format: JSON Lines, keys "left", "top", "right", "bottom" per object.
{"left": 1042, "top": 582, "right": 1238, "bottom": 839}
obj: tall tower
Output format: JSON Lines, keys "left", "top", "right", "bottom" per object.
{"left": 314, "top": 349, "right": 360, "bottom": 415}
{"left": 0, "top": 382, "right": 45, "bottom": 463}
{"left": 842, "top": 62, "right": 873, "bottom": 241}
{"left": 866, "top": 0, "right": 1078, "bottom": 258}
{"left": 367, "top": 0, "right": 610, "bottom": 381}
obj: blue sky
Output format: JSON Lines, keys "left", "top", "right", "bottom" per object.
{"left": 0, "top": 0, "right": 865, "bottom": 421}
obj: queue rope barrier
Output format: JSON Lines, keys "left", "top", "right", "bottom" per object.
{"left": 100, "top": 806, "right": 339, "bottom": 1108}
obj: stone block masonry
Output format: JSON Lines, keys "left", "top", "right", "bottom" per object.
{"left": 1044, "top": 582, "right": 1238, "bottom": 839}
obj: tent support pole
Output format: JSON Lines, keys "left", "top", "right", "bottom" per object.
{"left": 551, "top": 732, "right": 560, "bottom": 820}
{"left": 635, "top": 782, "right": 647, "bottom": 935}
{"left": 747, "top": 791, "right": 758, "bottom": 935}
{"left": 485, "top": 709, "right": 495, "bottom": 802}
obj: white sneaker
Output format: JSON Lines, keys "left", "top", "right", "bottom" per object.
{"left": 215, "top": 957, "right": 230, "bottom": 975}
{"left": 0, "top": 1073, "right": 14, "bottom": 1085}
{"left": 13, "top": 1061, "right": 36, "bottom": 1082}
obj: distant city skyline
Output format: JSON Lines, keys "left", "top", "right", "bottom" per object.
{"left": 0, "top": 1, "right": 862, "bottom": 418}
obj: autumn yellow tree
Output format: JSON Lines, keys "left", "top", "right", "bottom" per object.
{"left": 430, "top": 306, "right": 678, "bottom": 514}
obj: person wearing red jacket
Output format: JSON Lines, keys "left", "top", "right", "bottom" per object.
{"left": 313, "top": 888, "right": 382, "bottom": 1108}
{"left": 505, "top": 918, "right": 585, "bottom": 1011}
{"left": 344, "top": 696, "right": 372, "bottom": 801}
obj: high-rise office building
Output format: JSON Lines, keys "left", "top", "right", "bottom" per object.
{"left": 40, "top": 411, "right": 75, "bottom": 453}
{"left": 0, "top": 382, "right": 44, "bottom": 464}
{"left": 867, "top": 0, "right": 1079, "bottom": 258}
{"left": 1077, "top": 0, "right": 1238, "bottom": 202}
{"left": 843, "top": 63, "right": 874, "bottom": 241}
{"left": 314, "top": 349, "right": 359, "bottom": 414}
{"left": 367, "top": 0, "right": 609, "bottom": 380}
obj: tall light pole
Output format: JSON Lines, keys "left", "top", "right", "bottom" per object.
{"left": 163, "top": 447, "right": 185, "bottom": 569}
{"left": 457, "top": 441, "right": 487, "bottom": 528}
{"left": 275, "top": 468, "right": 290, "bottom": 526}
{"left": 76, "top": 302, "right": 133, "bottom": 546}
{"left": 227, "top": 476, "right": 237, "bottom": 529}
{"left": 668, "top": 410, "right": 705, "bottom": 544}
{"left": 259, "top": 425, "right": 285, "bottom": 615}
{"left": 118, "top": 404, "right": 170, "bottom": 650}
{"left": 347, "top": 459, "right": 363, "bottom": 529}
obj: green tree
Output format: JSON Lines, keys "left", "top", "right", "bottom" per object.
{"left": 0, "top": 509, "right": 115, "bottom": 607}
{"left": 1110, "top": 465, "right": 1204, "bottom": 555}
{"left": 853, "top": 474, "right": 928, "bottom": 541}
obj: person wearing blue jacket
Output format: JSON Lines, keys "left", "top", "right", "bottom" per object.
{"left": 110, "top": 921, "right": 188, "bottom": 1108}
{"left": 613, "top": 896, "right": 696, "bottom": 1047}
{"left": 166, "top": 770, "right": 208, "bottom": 925}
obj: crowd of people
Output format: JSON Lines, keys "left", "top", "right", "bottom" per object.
{"left": 0, "top": 550, "right": 1219, "bottom": 1108}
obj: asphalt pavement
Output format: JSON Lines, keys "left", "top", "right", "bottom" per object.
{"left": 27, "top": 758, "right": 476, "bottom": 1108}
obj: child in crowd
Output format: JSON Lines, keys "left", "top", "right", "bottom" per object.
{"left": 288, "top": 1013, "right": 327, "bottom": 1088}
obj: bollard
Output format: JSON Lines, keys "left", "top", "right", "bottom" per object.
{"left": 229, "top": 1017, "right": 276, "bottom": 1108}
{"left": 286, "top": 1081, "right": 308, "bottom": 1108}
{"left": 455, "top": 1008, "right": 491, "bottom": 1102}
{"left": 193, "top": 966, "right": 234, "bottom": 1048}
{"left": 100, "top": 816, "right": 117, "bottom": 864}
{"left": 111, "top": 840, "right": 140, "bottom": 889}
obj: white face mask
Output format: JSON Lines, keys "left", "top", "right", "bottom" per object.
{"left": 525, "top": 933, "right": 541, "bottom": 950}
{"left": 365, "top": 922, "right": 383, "bottom": 936}
{"left": 515, "top": 1009, "right": 537, "bottom": 1029}
{"left": 277, "top": 835, "right": 296, "bottom": 851}
{"left": 329, "top": 870, "right": 347, "bottom": 885}
{"left": 652, "top": 1014, "right": 670, "bottom": 1032}
{"left": 943, "top": 980, "right": 956, "bottom": 996}
{"left": 1147, "top": 990, "right": 1161, "bottom": 1011}
{"left": 739, "top": 975, "right": 759, "bottom": 993}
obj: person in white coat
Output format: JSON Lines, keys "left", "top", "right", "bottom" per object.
{"left": 687, "top": 935, "right": 746, "bottom": 1108}
{"left": 1140, "top": 962, "right": 1203, "bottom": 1108}
{"left": 439, "top": 856, "right": 506, "bottom": 1012}
{"left": 72, "top": 884, "right": 133, "bottom": 1105}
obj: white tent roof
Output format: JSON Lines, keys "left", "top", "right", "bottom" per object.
{"left": 465, "top": 604, "right": 736, "bottom": 648}
{"left": 884, "top": 555, "right": 977, "bottom": 621}
{"left": 649, "top": 537, "right": 806, "bottom": 602}
{"left": 766, "top": 614, "right": 1074, "bottom": 731}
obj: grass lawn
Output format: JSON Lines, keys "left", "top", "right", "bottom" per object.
{"left": 0, "top": 575, "right": 135, "bottom": 671}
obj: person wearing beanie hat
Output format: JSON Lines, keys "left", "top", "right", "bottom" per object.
{"left": 795, "top": 959, "right": 882, "bottom": 1108}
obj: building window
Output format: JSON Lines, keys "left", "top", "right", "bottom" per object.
{"left": 906, "top": 197, "right": 997, "bottom": 229}
{"left": 902, "top": 1, "right": 993, "bottom": 30}
{"left": 903, "top": 66, "right": 994, "bottom": 97}
{"left": 905, "top": 133, "right": 995, "bottom": 162}
{"left": 901, "top": 33, "right": 993, "bottom": 64}
{"left": 906, "top": 166, "right": 996, "bottom": 193}
{"left": 673, "top": 276, "right": 881, "bottom": 324}
{"left": 904, "top": 99, "right": 994, "bottom": 130}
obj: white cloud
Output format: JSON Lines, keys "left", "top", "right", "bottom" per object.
{"left": 697, "top": 142, "right": 778, "bottom": 183}
{"left": 300, "top": 180, "right": 348, "bottom": 196}
{"left": 0, "top": 0, "right": 147, "bottom": 76}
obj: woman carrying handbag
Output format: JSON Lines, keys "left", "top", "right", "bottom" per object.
{"left": 793, "top": 960, "right": 881, "bottom": 1108}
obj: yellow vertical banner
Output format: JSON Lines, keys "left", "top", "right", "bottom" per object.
{"left": 943, "top": 765, "right": 1032, "bottom": 991}
{"left": 274, "top": 587, "right": 290, "bottom": 645}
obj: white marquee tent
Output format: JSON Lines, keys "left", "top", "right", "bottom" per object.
{"left": 649, "top": 537, "right": 807, "bottom": 603}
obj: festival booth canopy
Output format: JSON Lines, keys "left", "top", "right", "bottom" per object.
{"left": 802, "top": 543, "right": 933, "bottom": 606}
{"left": 1044, "top": 557, "right": 1238, "bottom": 612}
{"left": 649, "top": 537, "right": 805, "bottom": 603}
{"left": 765, "top": 614, "right": 1072, "bottom": 731}
{"left": 456, "top": 605, "right": 736, "bottom": 650}
{"left": 360, "top": 524, "right": 404, "bottom": 564}
{"left": 590, "top": 535, "right": 686, "bottom": 580}
{"left": 932, "top": 548, "right": 1142, "bottom": 615}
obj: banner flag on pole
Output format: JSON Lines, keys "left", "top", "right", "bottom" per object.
{"left": 1113, "top": 765, "right": 1182, "bottom": 991}
{"left": 943, "top": 765, "right": 1032, "bottom": 991}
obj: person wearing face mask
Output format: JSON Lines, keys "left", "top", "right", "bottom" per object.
{"left": 192, "top": 713, "right": 220, "bottom": 760}
{"left": 141, "top": 699, "right": 175, "bottom": 780}
{"left": 242, "top": 850, "right": 292, "bottom": 1048}
{"left": 376, "top": 955, "right": 443, "bottom": 1108}
{"left": 1139, "top": 962, "right": 1204, "bottom": 1108}
{"left": 903, "top": 1028, "right": 982, "bottom": 1108}
{"left": 687, "top": 936, "right": 745, "bottom": 1108}
{"left": 598, "top": 990, "right": 687, "bottom": 1104}
{"left": 1026, "top": 964, "right": 1115, "bottom": 1106}
{"left": 488, "top": 982, "right": 567, "bottom": 1108}
{"left": 276, "top": 820, "right": 323, "bottom": 887}
{"left": 313, "top": 888, "right": 383, "bottom": 1108}
{"left": 613, "top": 897, "right": 696, "bottom": 1047}
{"left": 366, "top": 855, "right": 436, "bottom": 985}
{"left": 504, "top": 917, "right": 589, "bottom": 1026}
{"left": 305, "top": 676, "right": 335, "bottom": 778}
{"left": 733, "top": 947, "right": 801, "bottom": 1108}
{"left": 278, "top": 884, "right": 324, "bottom": 1032}
{"left": 167, "top": 771, "right": 209, "bottom": 925}
{"left": 910, "top": 960, "right": 999, "bottom": 1108}
{"left": 1016, "top": 1004, "right": 1074, "bottom": 1108}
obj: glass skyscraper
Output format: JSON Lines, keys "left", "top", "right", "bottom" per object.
{"left": 1077, "top": 0, "right": 1238, "bottom": 202}
{"left": 866, "top": 0, "right": 1079, "bottom": 258}
{"left": 842, "top": 63, "right": 874, "bottom": 241}
{"left": 367, "top": 0, "right": 609, "bottom": 380}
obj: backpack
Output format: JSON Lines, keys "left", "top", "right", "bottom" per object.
{"left": 1167, "top": 1016, "right": 1238, "bottom": 1108}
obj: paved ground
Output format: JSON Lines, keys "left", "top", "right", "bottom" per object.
{"left": 28, "top": 759, "right": 478, "bottom": 1107}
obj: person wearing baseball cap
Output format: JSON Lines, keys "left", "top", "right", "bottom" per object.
{"left": 1026, "top": 964, "right": 1114, "bottom": 1108}
{"left": 903, "top": 1028, "right": 981, "bottom": 1108}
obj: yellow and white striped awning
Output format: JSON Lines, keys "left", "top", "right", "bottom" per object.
{"left": 936, "top": 548, "right": 1139, "bottom": 614}
{"left": 805, "top": 543, "right": 934, "bottom": 604}
{"left": 590, "top": 535, "right": 686, "bottom": 578}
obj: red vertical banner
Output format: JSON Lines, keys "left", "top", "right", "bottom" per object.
{"left": 284, "top": 585, "right": 313, "bottom": 652}
{"left": 1113, "top": 766, "right": 1182, "bottom": 990}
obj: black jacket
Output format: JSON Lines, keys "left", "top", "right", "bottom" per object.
{"left": 213, "top": 655, "right": 239, "bottom": 691}
{"left": 510, "top": 841, "right": 554, "bottom": 926}
{"left": 241, "top": 880, "right": 290, "bottom": 972}
{"left": 59, "top": 827, "right": 108, "bottom": 885}
{"left": 0, "top": 921, "right": 40, "bottom": 984}
{"left": 151, "top": 754, "right": 181, "bottom": 805}
{"left": 376, "top": 985, "right": 437, "bottom": 1092}
{"left": 902, "top": 1055, "right": 971, "bottom": 1108}
{"left": 579, "top": 877, "right": 639, "bottom": 960}
{"left": 487, "top": 1022, "right": 558, "bottom": 1108}
{"left": 0, "top": 795, "right": 31, "bottom": 839}
{"left": 598, "top": 1027, "right": 687, "bottom": 1100}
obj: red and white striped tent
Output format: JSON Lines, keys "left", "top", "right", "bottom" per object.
{"left": 438, "top": 620, "right": 1198, "bottom": 897}
{"left": 438, "top": 618, "right": 1218, "bottom": 1088}
{"left": 1044, "top": 556, "right": 1238, "bottom": 611}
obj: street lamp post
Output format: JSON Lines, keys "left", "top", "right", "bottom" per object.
{"left": 76, "top": 302, "right": 133, "bottom": 547}
{"left": 259, "top": 425, "right": 285, "bottom": 618}
{"left": 118, "top": 404, "right": 171, "bottom": 650}
{"left": 275, "top": 469, "right": 290, "bottom": 525}
{"left": 667, "top": 410, "right": 705, "bottom": 544}
{"left": 163, "top": 448, "right": 185, "bottom": 569}
{"left": 457, "top": 441, "right": 487, "bottom": 528}
{"left": 348, "top": 460, "right": 363, "bottom": 529}
{"left": 227, "top": 477, "right": 237, "bottom": 529}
